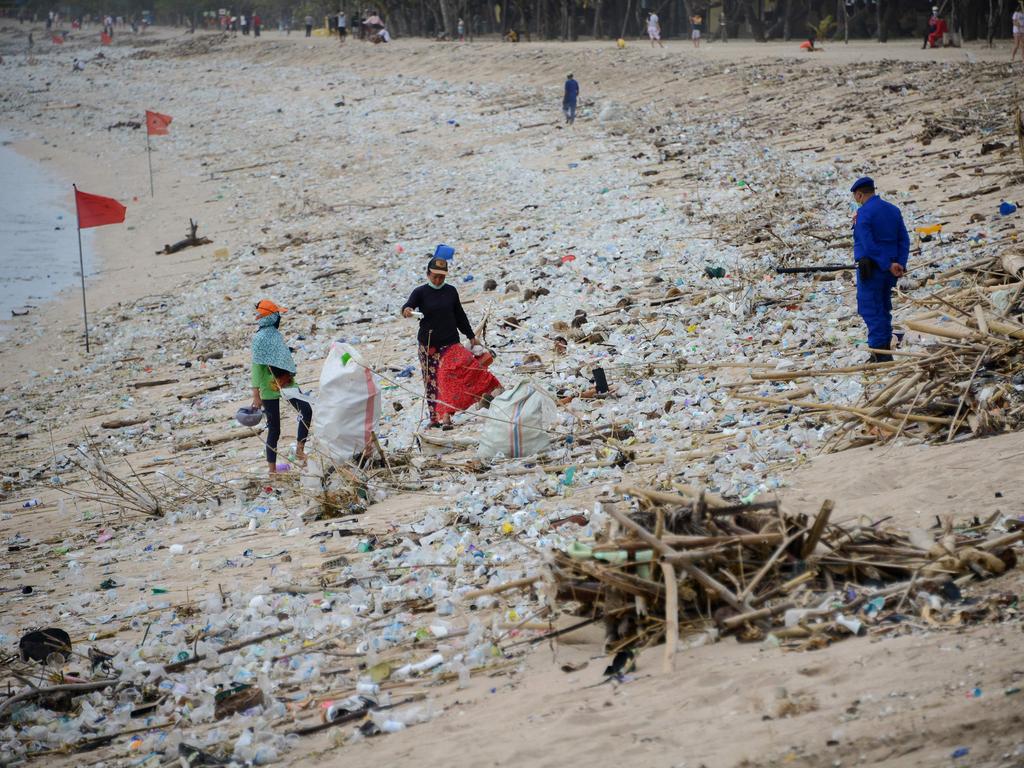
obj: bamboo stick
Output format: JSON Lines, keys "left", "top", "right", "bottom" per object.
{"left": 606, "top": 505, "right": 746, "bottom": 611}
{"left": 801, "top": 499, "right": 834, "bottom": 559}
{"left": 660, "top": 562, "right": 678, "bottom": 673}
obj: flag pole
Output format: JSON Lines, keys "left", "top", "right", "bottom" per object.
{"left": 73, "top": 184, "right": 90, "bottom": 353}
{"left": 146, "top": 128, "right": 154, "bottom": 197}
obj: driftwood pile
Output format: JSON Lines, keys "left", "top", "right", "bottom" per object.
{"left": 553, "top": 485, "right": 1023, "bottom": 668}
{"left": 733, "top": 249, "right": 1024, "bottom": 450}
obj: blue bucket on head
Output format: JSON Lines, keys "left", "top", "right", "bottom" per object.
{"left": 434, "top": 244, "right": 455, "bottom": 261}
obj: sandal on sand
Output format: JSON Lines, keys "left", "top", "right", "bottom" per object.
{"left": 441, "top": 423, "right": 454, "bottom": 431}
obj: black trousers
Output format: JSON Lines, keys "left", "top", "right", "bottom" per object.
{"left": 263, "top": 397, "right": 312, "bottom": 464}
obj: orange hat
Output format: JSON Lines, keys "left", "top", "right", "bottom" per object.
{"left": 256, "top": 299, "right": 287, "bottom": 317}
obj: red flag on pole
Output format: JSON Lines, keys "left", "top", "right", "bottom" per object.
{"left": 74, "top": 188, "right": 127, "bottom": 229}
{"left": 145, "top": 110, "right": 173, "bottom": 136}
{"left": 100, "top": 32, "right": 112, "bottom": 45}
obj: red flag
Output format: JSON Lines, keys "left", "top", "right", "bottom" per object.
{"left": 145, "top": 110, "right": 172, "bottom": 136}
{"left": 75, "top": 188, "right": 127, "bottom": 229}
{"left": 100, "top": 32, "right": 112, "bottom": 45}
{"left": 51, "top": 33, "right": 64, "bottom": 44}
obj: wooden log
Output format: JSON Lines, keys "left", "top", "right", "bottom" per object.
{"left": 733, "top": 393, "right": 954, "bottom": 426}
{"left": 0, "top": 680, "right": 117, "bottom": 721}
{"left": 462, "top": 575, "right": 540, "bottom": 600}
{"left": 721, "top": 601, "right": 796, "bottom": 630}
{"left": 660, "top": 562, "right": 679, "bottom": 673}
{"left": 163, "top": 626, "right": 293, "bottom": 673}
{"left": 607, "top": 505, "right": 746, "bottom": 611}
{"left": 977, "top": 530, "right": 1024, "bottom": 551}
{"left": 1001, "top": 251, "right": 1024, "bottom": 279}
{"left": 903, "top": 318, "right": 976, "bottom": 340}
{"left": 173, "top": 428, "right": 254, "bottom": 452}
{"left": 662, "top": 532, "right": 784, "bottom": 548}
{"left": 801, "top": 499, "right": 834, "bottom": 559}
{"left": 176, "top": 382, "right": 226, "bottom": 400}
{"left": 748, "top": 361, "right": 903, "bottom": 381}
{"left": 132, "top": 378, "right": 179, "bottom": 389}
{"left": 100, "top": 416, "right": 149, "bottom": 429}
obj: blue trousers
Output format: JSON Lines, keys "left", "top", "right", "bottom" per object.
{"left": 857, "top": 276, "right": 894, "bottom": 350}
{"left": 563, "top": 101, "right": 576, "bottom": 123}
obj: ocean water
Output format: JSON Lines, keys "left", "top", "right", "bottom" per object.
{"left": 0, "top": 140, "right": 94, "bottom": 331}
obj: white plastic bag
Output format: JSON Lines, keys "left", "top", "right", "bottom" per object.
{"left": 478, "top": 380, "right": 557, "bottom": 459}
{"left": 312, "top": 342, "right": 381, "bottom": 460}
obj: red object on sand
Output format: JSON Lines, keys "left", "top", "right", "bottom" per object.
{"left": 100, "top": 32, "right": 112, "bottom": 44}
{"left": 928, "top": 18, "right": 947, "bottom": 46}
{"left": 74, "top": 188, "right": 127, "bottom": 229}
{"left": 51, "top": 33, "right": 64, "bottom": 44}
{"left": 436, "top": 344, "right": 500, "bottom": 419}
{"left": 145, "top": 110, "right": 173, "bottom": 136}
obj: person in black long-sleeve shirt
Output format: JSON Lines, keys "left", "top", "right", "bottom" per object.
{"left": 402, "top": 255, "right": 487, "bottom": 428}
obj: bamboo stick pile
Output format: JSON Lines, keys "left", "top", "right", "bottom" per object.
{"left": 732, "top": 249, "right": 1024, "bottom": 451}
{"left": 552, "top": 485, "right": 1023, "bottom": 662}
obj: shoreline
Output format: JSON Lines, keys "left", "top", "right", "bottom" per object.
{"left": 0, "top": 136, "right": 96, "bottom": 337}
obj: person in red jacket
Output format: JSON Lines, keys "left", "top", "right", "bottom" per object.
{"left": 928, "top": 12, "right": 947, "bottom": 47}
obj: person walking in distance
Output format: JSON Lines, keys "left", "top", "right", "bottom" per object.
{"left": 563, "top": 73, "right": 579, "bottom": 125}
{"left": 304, "top": 13, "right": 314, "bottom": 36}
{"left": 338, "top": 9, "right": 347, "bottom": 41}
{"left": 850, "top": 177, "right": 909, "bottom": 362}
{"left": 647, "top": 11, "right": 664, "bottom": 47}
{"left": 1012, "top": 2, "right": 1024, "bottom": 61}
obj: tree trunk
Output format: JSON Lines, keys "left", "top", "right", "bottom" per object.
{"left": 782, "top": 0, "right": 791, "bottom": 38}
{"left": 740, "top": 0, "right": 766, "bottom": 38}
{"left": 438, "top": 0, "right": 457, "bottom": 37}
{"left": 592, "top": 0, "right": 602, "bottom": 37}
{"left": 619, "top": 0, "right": 633, "bottom": 37}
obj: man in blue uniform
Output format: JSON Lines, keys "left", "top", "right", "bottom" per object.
{"left": 851, "top": 176, "right": 909, "bottom": 362}
{"left": 563, "top": 74, "right": 579, "bottom": 125}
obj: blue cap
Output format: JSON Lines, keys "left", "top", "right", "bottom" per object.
{"left": 850, "top": 176, "right": 875, "bottom": 193}
{"left": 434, "top": 244, "right": 455, "bottom": 261}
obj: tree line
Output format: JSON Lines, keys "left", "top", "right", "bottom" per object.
{"left": 15, "top": 0, "right": 1018, "bottom": 45}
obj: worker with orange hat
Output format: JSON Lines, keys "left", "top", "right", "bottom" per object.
{"left": 251, "top": 299, "right": 312, "bottom": 474}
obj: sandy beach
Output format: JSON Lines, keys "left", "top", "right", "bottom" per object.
{"left": 1, "top": 24, "right": 1023, "bottom": 767}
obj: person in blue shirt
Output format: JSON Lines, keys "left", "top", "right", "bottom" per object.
{"left": 850, "top": 176, "right": 909, "bottom": 362}
{"left": 563, "top": 74, "right": 579, "bottom": 125}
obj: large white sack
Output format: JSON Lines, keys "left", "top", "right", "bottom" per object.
{"left": 478, "top": 380, "right": 558, "bottom": 459}
{"left": 312, "top": 342, "right": 381, "bottom": 460}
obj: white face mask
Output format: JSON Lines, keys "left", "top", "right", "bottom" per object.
{"left": 427, "top": 277, "right": 446, "bottom": 289}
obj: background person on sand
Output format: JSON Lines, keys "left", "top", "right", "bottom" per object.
{"left": 850, "top": 177, "right": 909, "bottom": 363}
{"left": 691, "top": 13, "right": 703, "bottom": 46}
{"left": 304, "top": 14, "right": 314, "bottom": 36}
{"left": 923, "top": 6, "right": 938, "bottom": 48}
{"left": 646, "top": 12, "right": 663, "bottom": 47}
{"left": 1012, "top": 3, "right": 1024, "bottom": 61}
{"left": 253, "top": 12, "right": 261, "bottom": 36}
{"left": 250, "top": 299, "right": 313, "bottom": 474}
{"left": 563, "top": 73, "right": 579, "bottom": 124}
{"left": 338, "top": 10, "right": 347, "bottom": 40}
{"left": 401, "top": 252, "right": 492, "bottom": 430}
